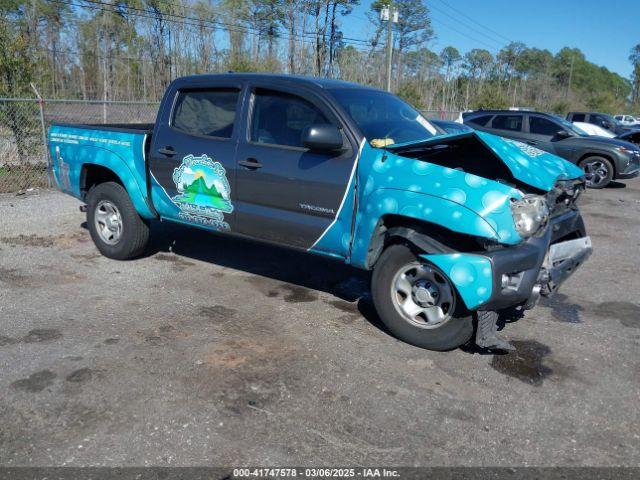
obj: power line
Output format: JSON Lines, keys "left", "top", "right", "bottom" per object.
{"left": 104, "top": 0, "right": 373, "bottom": 47}
{"left": 427, "top": 2, "right": 506, "bottom": 48}
{"left": 60, "top": 0, "right": 371, "bottom": 47}
{"left": 432, "top": 0, "right": 513, "bottom": 44}
{"left": 429, "top": 15, "right": 503, "bottom": 53}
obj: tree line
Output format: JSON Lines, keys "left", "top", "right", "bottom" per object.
{"left": 1, "top": 0, "right": 639, "bottom": 115}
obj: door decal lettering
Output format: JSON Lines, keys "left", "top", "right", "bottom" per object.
{"left": 171, "top": 154, "right": 233, "bottom": 230}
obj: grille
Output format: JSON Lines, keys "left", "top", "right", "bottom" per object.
{"left": 547, "top": 179, "right": 585, "bottom": 217}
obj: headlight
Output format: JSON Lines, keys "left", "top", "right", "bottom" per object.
{"left": 615, "top": 146, "right": 640, "bottom": 156}
{"left": 510, "top": 195, "right": 549, "bottom": 238}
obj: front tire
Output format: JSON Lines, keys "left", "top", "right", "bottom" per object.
{"left": 371, "top": 244, "right": 473, "bottom": 351}
{"left": 580, "top": 156, "right": 613, "bottom": 189}
{"left": 86, "top": 181, "right": 150, "bottom": 260}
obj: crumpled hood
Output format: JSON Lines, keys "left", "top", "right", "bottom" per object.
{"left": 389, "top": 130, "right": 584, "bottom": 192}
{"left": 474, "top": 131, "right": 584, "bottom": 191}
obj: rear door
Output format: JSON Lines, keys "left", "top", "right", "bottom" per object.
{"left": 234, "top": 82, "right": 357, "bottom": 252}
{"left": 489, "top": 114, "right": 527, "bottom": 142}
{"left": 149, "top": 82, "right": 244, "bottom": 231}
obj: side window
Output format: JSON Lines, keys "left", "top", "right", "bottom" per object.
{"left": 529, "top": 116, "right": 560, "bottom": 136}
{"left": 572, "top": 113, "right": 585, "bottom": 122}
{"left": 467, "top": 114, "right": 493, "bottom": 127}
{"left": 591, "top": 114, "right": 607, "bottom": 127}
{"left": 251, "top": 89, "right": 330, "bottom": 148}
{"left": 492, "top": 115, "right": 523, "bottom": 132}
{"left": 172, "top": 89, "right": 240, "bottom": 138}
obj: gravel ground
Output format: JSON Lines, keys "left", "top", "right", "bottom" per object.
{"left": 0, "top": 182, "right": 639, "bottom": 467}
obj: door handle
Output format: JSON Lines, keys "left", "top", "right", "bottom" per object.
{"left": 525, "top": 140, "right": 538, "bottom": 145}
{"left": 158, "top": 146, "right": 176, "bottom": 156}
{"left": 239, "top": 158, "right": 262, "bottom": 170}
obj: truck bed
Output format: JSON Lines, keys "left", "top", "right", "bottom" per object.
{"left": 48, "top": 123, "right": 154, "bottom": 219}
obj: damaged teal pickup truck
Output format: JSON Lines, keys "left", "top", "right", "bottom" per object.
{"left": 48, "top": 74, "right": 592, "bottom": 351}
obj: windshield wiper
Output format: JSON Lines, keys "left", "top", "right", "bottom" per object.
{"left": 391, "top": 143, "right": 453, "bottom": 156}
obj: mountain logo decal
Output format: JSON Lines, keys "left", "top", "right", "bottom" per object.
{"left": 171, "top": 154, "right": 233, "bottom": 230}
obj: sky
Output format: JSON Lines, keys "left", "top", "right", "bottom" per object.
{"left": 341, "top": 0, "right": 639, "bottom": 79}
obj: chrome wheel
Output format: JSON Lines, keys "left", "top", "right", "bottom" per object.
{"left": 391, "top": 262, "right": 455, "bottom": 329}
{"left": 582, "top": 160, "right": 609, "bottom": 188}
{"left": 94, "top": 200, "right": 123, "bottom": 245}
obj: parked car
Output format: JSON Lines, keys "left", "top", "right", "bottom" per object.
{"left": 614, "top": 115, "right": 640, "bottom": 126}
{"left": 566, "top": 112, "right": 640, "bottom": 136}
{"left": 48, "top": 74, "right": 592, "bottom": 352}
{"left": 463, "top": 110, "right": 640, "bottom": 188}
{"left": 572, "top": 121, "right": 615, "bottom": 138}
{"left": 429, "top": 118, "right": 473, "bottom": 135}
{"left": 617, "top": 130, "right": 640, "bottom": 148}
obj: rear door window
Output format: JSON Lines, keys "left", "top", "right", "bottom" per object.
{"left": 467, "top": 114, "right": 493, "bottom": 127}
{"left": 172, "top": 88, "right": 240, "bottom": 138}
{"left": 492, "top": 115, "right": 523, "bottom": 132}
{"left": 571, "top": 113, "right": 586, "bottom": 122}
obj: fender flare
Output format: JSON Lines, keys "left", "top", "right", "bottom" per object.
{"left": 351, "top": 188, "right": 502, "bottom": 269}
{"left": 78, "top": 145, "right": 155, "bottom": 219}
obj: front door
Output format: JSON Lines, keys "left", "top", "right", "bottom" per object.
{"left": 526, "top": 114, "right": 561, "bottom": 154}
{"left": 526, "top": 115, "right": 575, "bottom": 160}
{"left": 234, "top": 86, "right": 357, "bottom": 253}
{"left": 149, "top": 87, "right": 242, "bottom": 231}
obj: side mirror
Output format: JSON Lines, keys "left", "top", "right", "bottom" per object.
{"left": 302, "top": 124, "right": 344, "bottom": 152}
{"left": 555, "top": 129, "right": 571, "bottom": 139}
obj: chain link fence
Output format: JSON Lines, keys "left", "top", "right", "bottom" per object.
{"left": 0, "top": 98, "right": 159, "bottom": 194}
{"left": 0, "top": 98, "right": 460, "bottom": 194}
{"left": 0, "top": 99, "right": 47, "bottom": 193}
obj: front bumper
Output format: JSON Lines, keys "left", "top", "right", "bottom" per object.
{"left": 617, "top": 167, "right": 639, "bottom": 180}
{"left": 479, "top": 209, "right": 591, "bottom": 310}
{"left": 617, "top": 154, "right": 640, "bottom": 179}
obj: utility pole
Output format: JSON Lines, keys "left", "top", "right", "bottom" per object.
{"left": 566, "top": 53, "right": 574, "bottom": 99}
{"left": 381, "top": 4, "right": 398, "bottom": 92}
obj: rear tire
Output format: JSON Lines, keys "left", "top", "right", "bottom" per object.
{"left": 371, "top": 244, "right": 474, "bottom": 351}
{"left": 580, "top": 156, "right": 613, "bottom": 189}
{"left": 86, "top": 181, "right": 150, "bottom": 260}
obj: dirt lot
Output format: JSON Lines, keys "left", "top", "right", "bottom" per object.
{"left": 1, "top": 182, "right": 639, "bottom": 467}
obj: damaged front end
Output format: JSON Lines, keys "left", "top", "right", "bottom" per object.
{"left": 484, "top": 179, "right": 592, "bottom": 312}
{"left": 536, "top": 179, "right": 592, "bottom": 301}
{"left": 386, "top": 133, "right": 592, "bottom": 308}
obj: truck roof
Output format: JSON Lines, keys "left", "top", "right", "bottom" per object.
{"left": 171, "top": 73, "right": 382, "bottom": 91}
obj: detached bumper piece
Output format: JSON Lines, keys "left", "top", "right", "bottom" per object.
{"left": 540, "top": 236, "right": 592, "bottom": 296}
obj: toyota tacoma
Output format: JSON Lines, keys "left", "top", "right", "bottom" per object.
{"left": 48, "top": 74, "right": 592, "bottom": 351}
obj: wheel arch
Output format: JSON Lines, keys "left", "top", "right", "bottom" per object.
{"left": 577, "top": 152, "right": 617, "bottom": 178}
{"left": 80, "top": 164, "right": 123, "bottom": 199}
{"left": 364, "top": 214, "right": 496, "bottom": 270}
{"left": 79, "top": 154, "right": 155, "bottom": 219}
